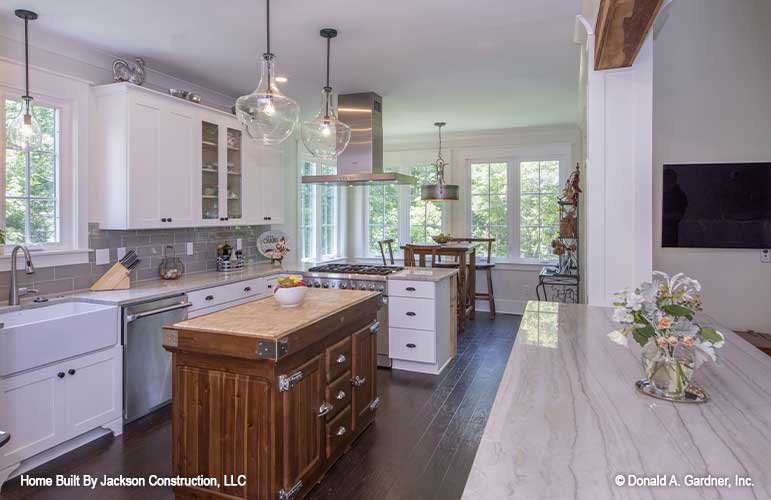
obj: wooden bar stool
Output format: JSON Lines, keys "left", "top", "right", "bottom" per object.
{"left": 377, "top": 239, "right": 396, "bottom": 266}
{"left": 450, "top": 238, "right": 496, "bottom": 319}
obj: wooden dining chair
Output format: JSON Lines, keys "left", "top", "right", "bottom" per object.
{"left": 377, "top": 239, "right": 395, "bottom": 266}
{"left": 449, "top": 237, "right": 496, "bottom": 319}
{"left": 402, "top": 244, "right": 438, "bottom": 268}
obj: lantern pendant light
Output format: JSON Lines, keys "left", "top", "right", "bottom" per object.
{"left": 7, "top": 10, "right": 43, "bottom": 153}
{"left": 300, "top": 28, "right": 351, "bottom": 160}
{"left": 421, "top": 122, "right": 459, "bottom": 201}
{"left": 235, "top": 0, "right": 300, "bottom": 146}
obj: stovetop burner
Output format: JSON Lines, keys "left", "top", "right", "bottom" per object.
{"left": 307, "top": 264, "right": 404, "bottom": 276}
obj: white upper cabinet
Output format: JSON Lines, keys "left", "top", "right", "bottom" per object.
{"left": 253, "top": 144, "right": 286, "bottom": 225}
{"left": 90, "top": 83, "right": 257, "bottom": 229}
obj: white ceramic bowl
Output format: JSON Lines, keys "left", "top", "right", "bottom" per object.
{"left": 274, "top": 286, "right": 307, "bottom": 308}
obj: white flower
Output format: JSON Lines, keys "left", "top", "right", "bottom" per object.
{"left": 607, "top": 330, "right": 629, "bottom": 347}
{"left": 694, "top": 342, "right": 717, "bottom": 366}
{"left": 612, "top": 307, "right": 634, "bottom": 324}
{"left": 626, "top": 290, "right": 645, "bottom": 311}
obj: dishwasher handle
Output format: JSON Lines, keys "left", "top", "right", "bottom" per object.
{"left": 126, "top": 302, "right": 192, "bottom": 323}
{"left": 0, "top": 431, "right": 10, "bottom": 449}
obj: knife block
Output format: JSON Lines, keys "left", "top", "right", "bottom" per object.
{"left": 90, "top": 262, "right": 131, "bottom": 291}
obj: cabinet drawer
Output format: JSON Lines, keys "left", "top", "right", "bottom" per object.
{"left": 325, "top": 371, "right": 352, "bottom": 419}
{"left": 389, "top": 280, "right": 435, "bottom": 299}
{"left": 325, "top": 404, "right": 352, "bottom": 459}
{"left": 325, "top": 336, "right": 352, "bottom": 383}
{"left": 389, "top": 328, "right": 436, "bottom": 363}
{"left": 188, "top": 278, "right": 267, "bottom": 312}
{"left": 388, "top": 296, "right": 436, "bottom": 331}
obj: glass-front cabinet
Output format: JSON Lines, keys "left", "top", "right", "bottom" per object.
{"left": 198, "top": 117, "right": 244, "bottom": 224}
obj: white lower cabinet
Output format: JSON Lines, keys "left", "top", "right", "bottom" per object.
{"left": 388, "top": 279, "right": 453, "bottom": 375}
{"left": 0, "top": 345, "right": 123, "bottom": 485}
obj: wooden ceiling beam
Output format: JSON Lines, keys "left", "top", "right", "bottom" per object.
{"left": 594, "top": 0, "right": 664, "bottom": 70}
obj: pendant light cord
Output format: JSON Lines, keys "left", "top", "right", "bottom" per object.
{"left": 24, "top": 16, "right": 30, "bottom": 101}
{"left": 436, "top": 124, "right": 446, "bottom": 184}
{"left": 324, "top": 35, "right": 332, "bottom": 118}
{"left": 265, "top": 0, "right": 272, "bottom": 91}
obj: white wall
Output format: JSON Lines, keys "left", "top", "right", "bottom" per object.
{"left": 652, "top": 0, "right": 771, "bottom": 332}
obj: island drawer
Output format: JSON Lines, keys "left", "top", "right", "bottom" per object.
{"left": 389, "top": 328, "right": 436, "bottom": 363}
{"left": 389, "top": 296, "right": 436, "bottom": 331}
{"left": 389, "top": 280, "right": 435, "bottom": 299}
{"left": 325, "top": 404, "right": 353, "bottom": 459}
{"left": 326, "top": 371, "right": 352, "bottom": 419}
{"left": 326, "top": 336, "right": 352, "bottom": 382}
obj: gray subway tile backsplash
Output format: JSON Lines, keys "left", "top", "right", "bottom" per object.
{"left": 1, "top": 223, "right": 272, "bottom": 299}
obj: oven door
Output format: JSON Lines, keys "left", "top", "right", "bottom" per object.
{"left": 376, "top": 295, "right": 391, "bottom": 367}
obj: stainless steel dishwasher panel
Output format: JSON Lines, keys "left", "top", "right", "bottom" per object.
{"left": 123, "top": 295, "right": 191, "bottom": 422}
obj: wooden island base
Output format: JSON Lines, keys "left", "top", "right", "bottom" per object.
{"left": 163, "top": 289, "right": 382, "bottom": 500}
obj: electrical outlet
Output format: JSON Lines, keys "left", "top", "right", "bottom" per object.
{"left": 236, "top": 238, "right": 243, "bottom": 250}
{"left": 95, "top": 248, "right": 110, "bottom": 265}
{"left": 186, "top": 242, "right": 194, "bottom": 256}
{"left": 761, "top": 249, "right": 771, "bottom": 263}
{"left": 117, "top": 247, "right": 126, "bottom": 260}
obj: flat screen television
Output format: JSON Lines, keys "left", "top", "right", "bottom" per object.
{"left": 662, "top": 163, "right": 771, "bottom": 249}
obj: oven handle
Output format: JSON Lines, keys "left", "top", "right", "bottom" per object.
{"left": 126, "top": 302, "right": 192, "bottom": 323}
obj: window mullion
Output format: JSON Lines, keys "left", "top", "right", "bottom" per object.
{"left": 24, "top": 150, "right": 31, "bottom": 243}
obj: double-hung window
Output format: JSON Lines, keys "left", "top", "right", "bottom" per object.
{"left": 300, "top": 160, "right": 341, "bottom": 261}
{"left": 408, "top": 164, "right": 444, "bottom": 243}
{"left": 366, "top": 167, "right": 400, "bottom": 256}
{"left": 467, "top": 155, "right": 566, "bottom": 263}
{"left": 3, "top": 98, "right": 61, "bottom": 247}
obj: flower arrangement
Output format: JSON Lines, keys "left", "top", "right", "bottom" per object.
{"left": 273, "top": 276, "right": 307, "bottom": 308}
{"left": 608, "top": 272, "right": 725, "bottom": 399}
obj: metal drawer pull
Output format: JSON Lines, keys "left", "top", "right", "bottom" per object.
{"left": 406, "top": 287, "right": 416, "bottom": 291}
{"left": 336, "top": 354, "right": 347, "bottom": 364}
{"left": 318, "top": 402, "right": 333, "bottom": 417}
{"left": 336, "top": 390, "right": 346, "bottom": 400}
{"left": 336, "top": 426, "right": 347, "bottom": 436}
{"left": 406, "top": 343, "right": 417, "bottom": 348}
{"left": 370, "top": 397, "right": 382, "bottom": 410}
{"left": 406, "top": 311, "right": 416, "bottom": 316}
{"left": 205, "top": 295, "right": 214, "bottom": 301}
{"left": 352, "top": 376, "right": 366, "bottom": 387}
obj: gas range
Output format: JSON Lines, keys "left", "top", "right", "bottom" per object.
{"left": 303, "top": 264, "right": 404, "bottom": 294}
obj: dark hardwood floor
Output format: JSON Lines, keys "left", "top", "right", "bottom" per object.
{"left": 0, "top": 312, "right": 519, "bottom": 500}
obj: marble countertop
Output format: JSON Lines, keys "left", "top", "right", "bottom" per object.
{"left": 462, "top": 301, "right": 771, "bottom": 500}
{"left": 389, "top": 267, "right": 458, "bottom": 282}
{"left": 169, "top": 288, "right": 379, "bottom": 340}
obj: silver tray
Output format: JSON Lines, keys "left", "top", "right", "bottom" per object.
{"left": 635, "top": 378, "right": 709, "bottom": 403}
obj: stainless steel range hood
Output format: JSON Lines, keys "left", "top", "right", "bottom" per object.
{"left": 301, "top": 92, "right": 417, "bottom": 185}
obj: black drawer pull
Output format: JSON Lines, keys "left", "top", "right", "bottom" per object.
{"left": 406, "top": 287, "right": 416, "bottom": 291}
{"left": 244, "top": 286, "right": 252, "bottom": 292}
{"left": 406, "top": 343, "right": 417, "bottom": 349}
{"left": 205, "top": 295, "right": 214, "bottom": 301}
{"left": 57, "top": 372, "right": 65, "bottom": 378}
{"left": 406, "top": 311, "right": 416, "bottom": 316}
{"left": 68, "top": 369, "right": 76, "bottom": 375}
{"left": 161, "top": 218, "right": 167, "bottom": 222}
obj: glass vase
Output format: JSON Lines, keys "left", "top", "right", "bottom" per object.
{"left": 641, "top": 341, "right": 695, "bottom": 399}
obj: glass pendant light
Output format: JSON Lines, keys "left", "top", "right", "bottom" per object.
{"left": 421, "top": 122, "right": 459, "bottom": 201}
{"left": 235, "top": 0, "right": 299, "bottom": 145}
{"left": 7, "top": 10, "right": 43, "bottom": 153}
{"left": 301, "top": 28, "right": 351, "bottom": 160}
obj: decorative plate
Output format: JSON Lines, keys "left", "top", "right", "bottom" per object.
{"left": 258, "top": 230, "right": 290, "bottom": 259}
{"left": 635, "top": 378, "right": 709, "bottom": 403}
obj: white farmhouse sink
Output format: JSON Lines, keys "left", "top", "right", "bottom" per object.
{"left": 0, "top": 301, "right": 119, "bottom": 377}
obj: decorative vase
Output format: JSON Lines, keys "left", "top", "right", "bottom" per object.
{"left": 641, "top": 341, "right": 695, "bottom": 399}
{"left": 274, "top": 286, "right": 307, "bottom": 308}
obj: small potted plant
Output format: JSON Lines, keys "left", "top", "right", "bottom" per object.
{"left": 273, "top": 275, "right": 307, "bottom": 308}
{"left": 608, "top": 272, "right": 725, "bottom": 401}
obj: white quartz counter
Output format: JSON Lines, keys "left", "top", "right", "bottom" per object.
{"left": 389, "top": 267, "right": 457, "bottom": 282}
{"left": 462, "top": 301, "right": 771, "bottom": 500}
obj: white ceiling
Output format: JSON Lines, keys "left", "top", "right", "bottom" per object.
{"left": 3, "top": 0, "right": 581, "bottom": 136}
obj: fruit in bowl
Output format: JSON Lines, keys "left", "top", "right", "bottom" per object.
{"left": 273, "top": 276, "right": 307, "bottom": 308}
{"left": 432, "top": 233, "right": 452, "bottom": 244}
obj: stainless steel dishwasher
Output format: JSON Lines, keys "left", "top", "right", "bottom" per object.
{"left": 123, "top": 294, "right": 191, "bottom": 422}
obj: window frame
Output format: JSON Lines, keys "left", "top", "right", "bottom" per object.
{"left": 463, "top": 147, "right": 570, "bottom": 265}
{"left": 1, "top": 91, "right": 69, "bottom": 252}
{"left": 298, "top": 157, "right": 345, "bottom": 263}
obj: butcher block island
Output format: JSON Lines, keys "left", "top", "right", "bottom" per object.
{"left": 162, "top": 288, "right": 382, "bottom": 500}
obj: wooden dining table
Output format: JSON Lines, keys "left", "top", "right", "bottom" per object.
{"left": 401, "top": 242, "right": 476, "bottom": 331}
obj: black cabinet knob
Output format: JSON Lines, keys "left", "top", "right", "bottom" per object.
{"left": 68, "top": 369, "right": 76, "bottom": 375}
{"left": 406, "top": 287, "right": 416, "bottom": 292}
{"left": 244, "top": 286, "right": 252, "bottom": 292}
{"left": 57, "top": 372, "right": 65, "bottom": 378}
{"left": 168, "top": 218, "right": 172, "bottom": 222}
{"left": 161, "top": 218, "right": 167, "bottom": 222}
{"left": 406, "top": 343, "right": 416, "bottom": 349}
{"left": 205, "top": 295, "right": 214, "bottom": 301}
{"left": 406, "top": 311, "right": 416, "bottom": 316}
